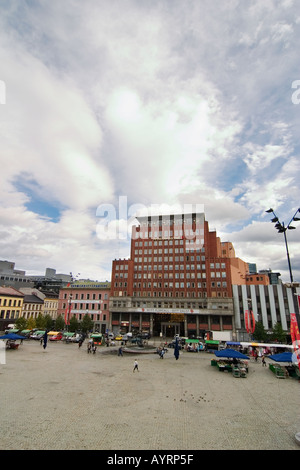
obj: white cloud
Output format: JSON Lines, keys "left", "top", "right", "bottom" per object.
{"left": 0, "top": 35, "right": 113, "bottom": 211}
{"left": 0, "top": 0, "right": 299, "bottom": 282}
{"left": 243, "top": 143, "right": 290, "bottom": 173}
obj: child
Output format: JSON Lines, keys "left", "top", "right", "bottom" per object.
{"left": 133, "top": 359, "right": 139, "bottom": 372}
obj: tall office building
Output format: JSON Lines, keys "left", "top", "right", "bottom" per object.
{"left": 110, "top": 213, "right": 250, "bottom": 339}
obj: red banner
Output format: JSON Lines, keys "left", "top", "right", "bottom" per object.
{"left": 245, "top": 310, "right": 255, "bottom": 334}
{"left": 290, "top": 307, "right": 300, "bottom": 370}
{"left": 64, "top": 304, "right": 71, "bottom": 325}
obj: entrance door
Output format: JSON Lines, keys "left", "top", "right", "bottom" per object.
{"left": 161, "top": 322, "right": 181, "bottom": 338}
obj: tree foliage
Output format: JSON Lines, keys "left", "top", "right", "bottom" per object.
{"left": 253, "top": 321, "right": 267, "bottom": 342}
{"left": 69, "top": 315, "right": 79, "bottom": 332}
{"left": 55, "top": 314, "right": 65, "bottom": 331}
{"left": 271, "top": 322, "right": 286, "bottom": 343}
{"left": 81, "top": 314, "right": 93, "bottom": 333}
{"left": 15, "top": 316, "right": 27, "bottom": 331}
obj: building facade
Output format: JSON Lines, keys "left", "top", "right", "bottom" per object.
{"left": 232, "top": 283, "right": 300, "bottom": 341}
{"left": 21, "top": 294, "right": 44, "bottom": 320}
{"left": 43, "top": 294, "right": 59, "bottom": 320}
{"left": 109, "top": 213, "right": 252, "bottom": 339}
{"left": 0, "top": 286, "right": 24, "bottom": 329}
{"left": 0, "top": 260, "right": 34, "bottom": 288}
{"left": 57, "top": 281, "right": 111, "bottom": 333}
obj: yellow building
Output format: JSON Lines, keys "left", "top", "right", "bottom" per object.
{"left": 0, "top": 286, "right": 24, "bottom": 329}
{"left": 43, "top": 295, "right": 59, "bottom": 320}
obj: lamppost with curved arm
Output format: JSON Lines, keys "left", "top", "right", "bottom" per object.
{"left": 266, "top": 207, "right": 300, "bottom": 445}
{"left": 266, "top": 207, "right": 300, "bottom": 283}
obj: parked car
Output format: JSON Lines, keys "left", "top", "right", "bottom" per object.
{"left": 30, "top": 330, "right": 46, "bottom": 340}
{"left": 4, "top": 328, "right": 20, "bottom": 335}
{"left": 49, "top": 332, "right": 63, "bottom": 341}
{"left": 71, "top": 333, "right": 85, "bottom": 343}
{"left": 20, "top": 329, "right": 32, "bottom": 339}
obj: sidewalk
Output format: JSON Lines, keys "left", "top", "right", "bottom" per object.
{"left": 0, "top": 339, "right": 299, "bottom": 450}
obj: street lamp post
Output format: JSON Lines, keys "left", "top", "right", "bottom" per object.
{"left": 267, "top": 208, "right": 300, "bottom": 446}
{"left": 266, "top": 207, "right": 300, "bottom": 283}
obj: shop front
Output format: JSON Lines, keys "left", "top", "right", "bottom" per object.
{"left": 110, "top": 308, "right": 234, "bottom": 339}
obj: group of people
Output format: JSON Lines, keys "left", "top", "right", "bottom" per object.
{"left": 156, "top": 346, "right": 167, "bottom": 358}
{"left": 87, "top": 339, "right": 97, "bottom": 354}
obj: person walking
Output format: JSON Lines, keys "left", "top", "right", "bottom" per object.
{"left": 262, "top": 355, "right": 266, "bottom": 367}
{"left": 118, "top": 346, "right": 123, "bottom": 357}
{"left": 133, "top": 359, "right": 139, "bottom": 372}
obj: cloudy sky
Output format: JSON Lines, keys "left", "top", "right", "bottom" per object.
{"left": 0, "top": 0, "right": 299, "bottom": 282}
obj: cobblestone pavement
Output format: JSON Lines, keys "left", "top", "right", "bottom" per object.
{"left": 0, "top": 339, "right": 299, "bottom": 450}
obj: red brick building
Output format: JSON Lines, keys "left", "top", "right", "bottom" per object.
{"left": 57, "top": 281, "right": 110, "bottom": 333}
{"left": 110, "top": 213, "right": 250, "bottom": 338}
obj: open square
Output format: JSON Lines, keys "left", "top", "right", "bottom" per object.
{"left": 0, "top": 339, "right": 299, "bottom": 451}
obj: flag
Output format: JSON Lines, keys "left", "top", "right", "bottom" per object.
{"left": 245, "top": 310, "right": 255, "bottom": 334}
{"left": 290, "top": 302, "right": 300, "bottom": 371}
{"left": 64, "top": 303, "right": 71, "bottom": 325}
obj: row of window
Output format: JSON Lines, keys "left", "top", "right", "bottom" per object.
{"left": 114, "top": 291, "right": 229, "bottom": 298}
{"left": 22, "top": 304, "right": 43, "bottom": 310}
{"left": 62, "top": 302, "right": 108, "bottom": 310}
{"left": 0, "top": 298, "right": 22, "bottom": 307}
{"left": 132, "top": 291, "right": 228, "bottom": 298}
{"left": 62, "top": 293, "right": 108, "bottom": 300}
{"left": 132, "top": 272, "right": 226, "bottom": 279}
{"left": 0, "top": 276, "right": 31, "bottom": 283}
{"left": 134, "top": 253, "right": 207, "bottom": 260}
{"left": 115, "top": 281, "right": 228, "bottom": 289}
{"left": 133, "top": 233, "right": 204, "bottom": 243}
{"left": 1, "top": 309, "right": 22, "bottom": 319}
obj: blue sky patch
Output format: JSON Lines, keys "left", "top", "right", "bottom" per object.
{"left": 14, "top": 176, "right": 63, "bottom": 222}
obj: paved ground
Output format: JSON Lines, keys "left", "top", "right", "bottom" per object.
{"left": 0, "top": 338, "right": 299, "bottom": 451}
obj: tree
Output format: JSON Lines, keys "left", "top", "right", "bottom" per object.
{"left": 36, "top": 313, "right": 45, "bottom": 329}
{"left": 253, "top": 321, "right": 267, "bottom": 342}
{"left": 44, "top": 314, "right": 54, "bottom": 331}
{"left": 15, "top": 317, "right": 27, "bottom": 331}
{"left": 81, "top": 314, "right": 93, "bottom": 333}
{"left": 69, "top": 315, "right": 79, "bottom": 332}
{"left": 271, "top": 322, "right": 286, "bottom": 343}
{"left": 27, "top": 317, "right": 36, "bottom": 330}
{"left": 55, "top": 315, "right": 65, "bottom": 331}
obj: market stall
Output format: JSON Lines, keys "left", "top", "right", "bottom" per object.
{"left": 212, "top": 349, "right": 249, "bottom": 377}
{"left": 268, "top": 352, "right": 298, "bottom": 379}
{"left": 0, "top": 333, "right": 25, "bottom": 350}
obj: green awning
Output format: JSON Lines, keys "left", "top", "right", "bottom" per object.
{"left": 205, "top": 340, "right": 219, "bottom": 344}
